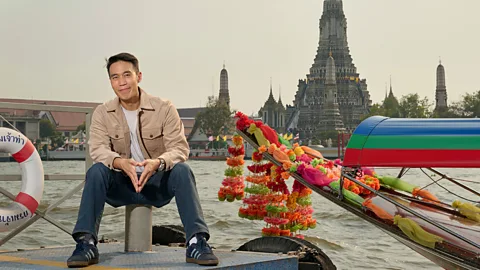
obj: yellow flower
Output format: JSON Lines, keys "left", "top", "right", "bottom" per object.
{"left": 294, "top": 147, "right": 305, "bottom": 156}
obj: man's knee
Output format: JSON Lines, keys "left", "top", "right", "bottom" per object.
{"left": 171, "top": 162, "right": 192, "bottom": 175}
{"left": 170, "top": 163, "right": 195, "bottom": 184}
{"left": 86, "top": 163, "right": 111, "bottom": 184}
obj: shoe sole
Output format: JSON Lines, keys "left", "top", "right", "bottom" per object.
{"left": 67, "top": 258, "right": 99, "bottom": 268}
{"left": 186, "top": 257, "right": 219, "bottom": 266}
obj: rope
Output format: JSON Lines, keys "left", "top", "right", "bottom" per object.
{"left": 0, "top": 114, "right": 21, "bottom": 133}
{"left": 420, "top": 168, "right": 479, "bottom": 204}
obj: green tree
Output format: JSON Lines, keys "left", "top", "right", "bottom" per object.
{"left": 361, "top": 103, "right": 385, "bottom": 120}
{"left": 50, "top": 131, "right": 65, "bottom": 148}
{"left": 195, "top": 96, "right": 234, "bottom": 137}
{"left": 76, "top": 121, "right": 86, "bottom": 133}
{"left": 431, "top": 105, "right": 461, "bottom": 118}
{"left": 456, "top": 90, "right": 480, "bottom": 117}
{"left": 39, "top": 119, "right": 56, "bottom": 138}
{"left": 398, "top": 94, "right": 432, "bottom": 118}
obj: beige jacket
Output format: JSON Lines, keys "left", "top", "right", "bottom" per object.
{"left": 88, "top": 88, "right": 190, "bottom": 171}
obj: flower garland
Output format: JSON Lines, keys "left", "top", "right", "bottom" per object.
{"left": 262, "top": 162, "right": 291, "bottom": 237}
{"left": 238, "top": 148, "right": 272, "bottom": 220}
{"left": 218, "top": 134, "right": 245, "bottom": 202}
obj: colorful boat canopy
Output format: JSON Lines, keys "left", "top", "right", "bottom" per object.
{"left": 343, "top": 116, "right": 480, "bottom": 168}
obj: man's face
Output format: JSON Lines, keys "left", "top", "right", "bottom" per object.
{"left": 108, "top": 60, "right": 142, "bottom": 102}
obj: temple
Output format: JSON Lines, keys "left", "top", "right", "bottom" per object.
{"left": 284, "top": 0, "right": 371, "bottom": 139}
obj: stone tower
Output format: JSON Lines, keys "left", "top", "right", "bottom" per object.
{"left": 318, "top": 52, "right": 345, "bottom": 131}
{"left": 219, "top": 63, "right": 230, "bottom": 107}
{"left": 286, "top": 0, "right": 371, "bottom": 139}
{"left": 435, "top": 59, "right": 447, "bottom": 110}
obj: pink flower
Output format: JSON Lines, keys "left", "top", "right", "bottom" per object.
{"left": 362, "top": 167, "right": 375, "bottom": 176}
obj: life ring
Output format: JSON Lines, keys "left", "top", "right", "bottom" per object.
{"left": 0, "top": 127, "right": 44, "bottom": 232}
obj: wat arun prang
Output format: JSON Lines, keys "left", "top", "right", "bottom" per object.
{"left": 286, "top": 0, "right": 372, "bottom": 140}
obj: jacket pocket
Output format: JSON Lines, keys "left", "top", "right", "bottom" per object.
{"left": 141, "top": 127, "right": 165, "bottom": 155}
{"left": 107, "top": 128, "right": 126, "bottom": 155}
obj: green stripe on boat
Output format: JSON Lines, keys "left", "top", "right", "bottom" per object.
{"left": 362, "top": 135, "right": 480, "bottom": 149}
{"left": 346, "top": 134, "right": 368, "bottom": 149}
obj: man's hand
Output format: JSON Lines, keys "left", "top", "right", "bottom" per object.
{"left": 138, "top": 159, "right": 161, "bottom": 192}
{"left": 113, "top": 158, "right": 140, "bottom": 192}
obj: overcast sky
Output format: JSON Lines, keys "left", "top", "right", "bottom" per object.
{"left": 1, "top": 0, "right": 479, "bottom": 115}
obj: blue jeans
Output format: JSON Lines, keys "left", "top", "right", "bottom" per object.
{"left": 72, "top": 162, "right": 209, "bottom": 244}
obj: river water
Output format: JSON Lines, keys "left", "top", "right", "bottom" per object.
{"left": 0, "top": 160, "right": 478, "bottom": 269}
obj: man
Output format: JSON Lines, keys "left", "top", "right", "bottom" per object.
{"left": 67, "top": 52, "right": 218, "bottom": 267}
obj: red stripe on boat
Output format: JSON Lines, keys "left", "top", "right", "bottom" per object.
{"left": 12, "top": 141, "right": 35, "bottom": 163}
{"left": 343, "top": 149, "right": 480, "bottom": 168}
{"left": 14, "top": 192, "right": 38, "bottom": 214}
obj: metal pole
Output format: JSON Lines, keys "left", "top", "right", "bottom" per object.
{"left": 427, "top": 168, "right": 480, "bottom": 197}
{"left": 124, "top": 205, "right": 152, "bottom": 252}
{"left": 85, "top": 112, "right": 93, "bottom": 171}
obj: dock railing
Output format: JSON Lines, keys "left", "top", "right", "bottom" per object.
{"left": 0, "top": 102, "right": 93, "bottom": 247}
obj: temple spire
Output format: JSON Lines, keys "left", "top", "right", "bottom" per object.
{"left": 278, "top": 85, "right": 282, "bottom": 103}
{"left": 388, "top": 75, "right": 395, "bottom": 98}
{"left": 435, "top": 59, "right": 447, "bottom": 109}
{"left": 219, "top": 63, "right": 230, "bottom": 107}
{"left": 319, "top": 51, "right": 344, "bottom": 132}
{"left": 385, "top": 82, "right": 387, "bottom": 100}
{"left": 326, "top": 51, "right": 336, "bottom": 85}
{"left": 269, "top": 77, "right": 273, "bottom": 96}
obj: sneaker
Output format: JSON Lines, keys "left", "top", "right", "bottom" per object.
{"left": 67, "top": 240, "right": 99, "bottom": 268}
{"left": 186, "top": 235, "right": 219, "bottom": 266}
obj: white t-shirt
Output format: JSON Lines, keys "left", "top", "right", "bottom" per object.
{"left": 121, "top": 107, "right": 145, "bottom": 173}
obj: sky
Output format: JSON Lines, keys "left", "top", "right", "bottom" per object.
{"left": 1, "top": 0, "right": 479, "bottom": 116}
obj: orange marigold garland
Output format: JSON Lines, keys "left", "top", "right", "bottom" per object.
{"left": 238, "top": 148, "right": 272, "bottom": 220}
{"left": 287, "top": 180, "right": 316, "bottom": 239}
{"left": 218, "top": 134, "right": 245, "bottom": 202}
{"left": 342, "top": 175, "right": 380, "bottom": 195}
{"left": 262, "top": 164, "right": 291, "bottom": 237}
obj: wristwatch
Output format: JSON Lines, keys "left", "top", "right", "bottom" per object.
{"left": 158, "top": 158, "right": 166, "bottom": 171}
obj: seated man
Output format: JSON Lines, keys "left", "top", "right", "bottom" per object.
{"left": 67, "top": 52, "right": 218, "bottom": 268}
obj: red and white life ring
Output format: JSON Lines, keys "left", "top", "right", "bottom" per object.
{"left": 0, "top": 127, "right": 44, "bottom": 232}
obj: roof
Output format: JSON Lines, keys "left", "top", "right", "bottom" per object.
{"left": 343, "top": 116, "right": 480, "bottom": 168}
{"left": 177, "top": 107, "right": 205, "bottom": 118}
{"left": 0, "top": 98, "right": 202, "bottom": 136}
{"left": 0, "top": 98, "right": 101, "bottom": 132}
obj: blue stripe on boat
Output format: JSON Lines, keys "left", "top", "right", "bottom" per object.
{"left": 353, "top": 117, "right": 480, "bottom": 136}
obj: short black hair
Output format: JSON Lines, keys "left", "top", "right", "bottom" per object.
{"left": 106, "top": 52, "right": 140, "bottom": 76}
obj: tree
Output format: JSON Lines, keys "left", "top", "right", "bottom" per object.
{"left": 398, "top": 94, "right": 432, "bottom": 118}
{"left": 361, "top": 103, "right": 385, "bottom": 120}
{"left": 431, "top": 105, "right": 461, "bottom": 118}
{"left": 195, "top": 96, "right": 234, "bottom": 137}
{"left": 50, "top": 131, "right": 65, "bottom": 148}
{"left": 76, "top": 121, "right": 86, "bottom": 133}
{"left": 456, "top": 90, "right": 480, "bottom": 118}
{"left": 39, "top": 119, "right": 56, "bottom": 138}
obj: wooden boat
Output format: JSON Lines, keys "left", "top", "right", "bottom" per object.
{"left": 236, "top": 115, "right": 480, "bottom": 270}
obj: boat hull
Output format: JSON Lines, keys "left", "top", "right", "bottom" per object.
{"left": 385, "top": 229, "right": 478, "bottom": 270}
